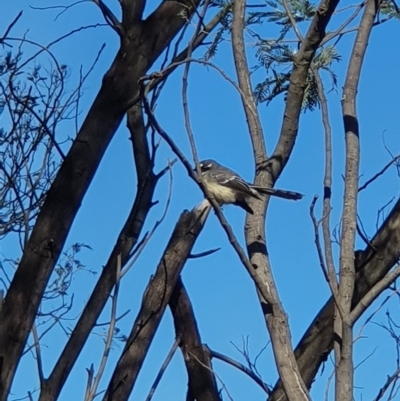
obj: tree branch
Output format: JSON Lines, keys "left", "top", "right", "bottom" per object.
{"left": 92, "top": 0, "right": 123, "bottom": 35}
{"left": 311, "top": 63, "right": 338, "bottom": 294}
{"left": 231, "top": 0, "right": 310, "bottom": 400}
{"left": 103, "top": 203, "right": 210, "bottom": 401}
{"left": 335, "top": 1, "right": 381, "bottom": 399}
{"left": 170, "top": 278, "right": 221, "bottom": 401}
{"left": 145, "top": 338, "right": 181, "bottom": 401}
{"left": 38, "top": 103, "right": 158, "bottom": 401}
{"left": 269, "top": 196, "right": 400, "bottom": 401}
{"left": 210, "top": 348, "right": 271, "bottom": 394}
{"left": 0, "top": 0, "right": 203, "bottom": 396}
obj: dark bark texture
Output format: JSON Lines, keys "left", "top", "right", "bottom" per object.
{"left": 39, "top": 104, "right": 156, "bottom": 401}
{"left": 170, "top": 278, "right": 221, "bottom": 401}
{"left": 0, "top": 1, "right": 202, "bottom": 399}
{"left": 103, "top": 203, "right": 210, "bottom": 401}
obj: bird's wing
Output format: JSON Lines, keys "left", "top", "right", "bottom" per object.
{"left": 213, "top": 172, "right": 259, "bottom": 198}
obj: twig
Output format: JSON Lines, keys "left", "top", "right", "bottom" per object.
{"left": 30, "top": 2, "right": 86, "bottom": 21}
{"left": 310, "top": 196, "right": 344, "bottom": 319}
{"left": 126, "top": 7, "right": 231, "bottom": 109}
{"left": 84, "top": 364, "right": 94, "bottom": 401}
{"left": 31, "top": 323, "right": 44, "bottom": 387}
{"left": 311, "top": 63, "right": 338, "bottom": 294}
{"left": 182, "top": 0, "right": 224, "bottom": 178}
{"left": 95, "top": 309, "right": 130, "bottom": 327}
{"left": 84, "top": 254, "right": 123, "bottom": 401}
{"left": 372, "top": 366, "right": 400, "bottom": 401}
{"left": 145, "top": 338, "right": 181, "bottom": 401}
{"left": 349, "top": 264, "right": 400, "bottom": 325}
{"left": 189, "top": 248, "right": 221, "bottom": 258}
{"left": 139, "top": 58, "right": 257, "bottom": 124}
{"left": 282, "top": 0, "right": 304, "bottom": 41}
{"left": 321, "top": 1, "right": 365, "bottom": 45}
{"left": 210, "top": 348, "right": 271, "bottom": 394}
{"left": 189, "top": 353, "right": 234, "bottom": 401}
{"left": 140, "top": 80, "right": 274, "bottom": 306}
{"left": 121, "top": 159, "right": 174, "bottom": 278}
{"left": 92, "top": 0, "right": 124, "bottom": 35}
{"left": 0, "top": 11, "right": 23, "bottom": 43}
{"left": 359, "top": 154, "right": 400, "bottom": 192}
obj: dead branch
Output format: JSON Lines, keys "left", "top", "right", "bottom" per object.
{"left": 189, "top": 248, "right": 221, "bottom": 258}
{"left": 335, "top": 0, "right": 382, "bottom": 398}
{"left": 84, "top": 255, "right": 123, "bottom": 401}
{"left": 210, "top": 348, "right": 271, "bottom": 394}
{"left": 38, "top": 104, "right": 158, "bottom": 401}
{"left": 0, "top": 1, "right": 204, "bottom": 397}
{"left": 170, "top": 278, "right": 221, "bottom": 401}
{"left": 103, "top": 202, "right": 211, "bottom": 401}
{"left": 92, "top": 0, "right": 123, "bottom": 35}
{"left": 145, "top": 338, "right": 181, "bottom": 401}
{"left": 269, "top": 196, "right": 400, "bottom": 401}
{"left": 372, "top": 366, "right": 400, "bottom": 401}
{"left": 311, "top": 63, "right": 338, "bottom": 294}
{"left": 310, "top": 195, "right": 343, "bottom": 315}
{"left": 350, "top": 264, "right": 400, "bottom": 325}
{"left": 359, "top": 154, "right": 400, "bottom": 192}
{"left": 141, "top": 80, "right": 277, "bottom": 309}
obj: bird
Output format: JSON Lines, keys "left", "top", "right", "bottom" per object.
{"left": 197, "top": 159, "right": 303, "bottom": 214}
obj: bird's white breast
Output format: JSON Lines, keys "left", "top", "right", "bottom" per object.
{"left": 202, "top": 179, "right": 237, "bottom": 204}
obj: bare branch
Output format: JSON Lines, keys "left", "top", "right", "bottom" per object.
{"left": 38, "top": 104, "right": 158, "bottom": 401}
{"left": 350, "top": 264, "right": 400, "bottom": 325}
{"left": 140, "top": 80, "right": 277, "bottom": 309}
{"left": 84, "top": 254, "right": 123, "bottom": 401}
{"left": 335, "top": 0, "right": 382, "bottom": 399}
{"left": 210, "top": 348, "right": 271, "bottom": 394}
{"left": 189, "top": 248, "right": 221, "bottom": 258}
{"left": 170, "top": 279, "right": 221, "bottom": 401}
{"left": 231, "top": 0, "right": 310, "bottom": 400}
{"left": 310, "top": 195, "right": 343, "bottom": 316}
{"left": 31, "top": 324, "right": 44, "bottom": 387}
{"left": 0, "top": 11, "right": 23, "bottom": 43}
{"left": 359, "top": 154, "right": 400, "bottom": 192}
{"left": 145, "top": 338, "right": 181, "bottom": 401}
{"left": 372, "top": 366, "right": 400, "bottom": 401}
{"left": 311, "top": 63, "right": 338, "bottom": 294}
{"left": 92, "top": 0, "right": 124, "bottom": 35}
{"left": 103, "top": 203, "right": 210, "bottom": 401}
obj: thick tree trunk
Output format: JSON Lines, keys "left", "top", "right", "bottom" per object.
{"left": 0, "top": 2, "right": 201, "bottom": 398}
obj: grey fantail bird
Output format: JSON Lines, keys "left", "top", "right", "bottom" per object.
{"left": 197, "top": 159, "right": 303, "bottom": 214}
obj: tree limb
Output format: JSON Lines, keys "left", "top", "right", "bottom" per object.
{"left": 103, "top": 202, "right": 210, "bottom": 401}
{"left": 170, "top": 278, "right": 221, "bottom": 401}
{"left": 269, "top": 196, "right": 400, "bottom": 401}
{"left": 0, "top": 0, "right": 203, "bottom": 396}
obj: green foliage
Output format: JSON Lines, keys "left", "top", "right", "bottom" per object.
{"left": 379, "top": 0, "right": 400, "bottom": 20}
{"left": 254, "top": 0, "right": 315, "bottom": 38}
{"left": 203, "top": 0, "right": 232, "bottom": 61}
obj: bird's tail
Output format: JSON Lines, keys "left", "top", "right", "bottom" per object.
{"left": 252, "top": 185, "right": 303, "bottom": 200}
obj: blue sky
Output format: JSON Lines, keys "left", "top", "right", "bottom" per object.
{"left": 2, "top": 1, "right": 400, "bottom": 400}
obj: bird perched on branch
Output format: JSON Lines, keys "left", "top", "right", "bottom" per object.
{"left": 197, "top": 159, "right": 303, "bottom": 214}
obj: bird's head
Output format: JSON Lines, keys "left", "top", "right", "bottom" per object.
{"left": 197, "top": 159, "right": 217, "bottom": 173}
